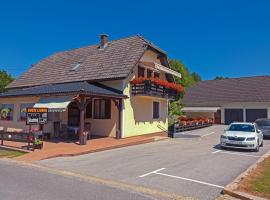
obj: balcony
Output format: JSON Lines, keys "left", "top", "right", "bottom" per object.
{"left": 131, "top": 79, "right": 183, "bottom": 100}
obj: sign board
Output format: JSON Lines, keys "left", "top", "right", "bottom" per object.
{"left": 26, "top": 108, "right": 48, "bottom": 125}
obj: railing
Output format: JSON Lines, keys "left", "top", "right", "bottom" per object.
{"left": 131, "top": 80, "right": 180, "bottom": 100}
{"left": 0, "top": 131, "right": 43, "bottom": 151}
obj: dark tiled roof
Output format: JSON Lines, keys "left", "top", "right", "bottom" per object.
{"left": 183, "top": 76, "right": 270, "bottom": 106}
{"left": 7, "top": 35, "right": 166, "bottom": 89}
{"left": 0, "top": 82, "right": 127, "bottom": 98}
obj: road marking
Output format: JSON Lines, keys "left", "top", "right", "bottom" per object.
{"left": 218, "top": 151, "right": 261, "bottom": 158}
{"left": 139, "top": 168, "right": 224, "bottom": 189}
{"left": 201, "top": 132, "right": 215, "bottom": 137}
{"left": 212, "top": 150, "right": 222, "bottom": 154}
{"left": 139, "top": 168, "right": 166, "bottom": 178}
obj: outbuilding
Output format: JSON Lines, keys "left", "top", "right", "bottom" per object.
{"left": 182, "top": 76, "right": 270, "bottom": 125}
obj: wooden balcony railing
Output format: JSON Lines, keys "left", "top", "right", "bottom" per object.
{"left": 131, "top": 80, "right": 180, "bottom": 100}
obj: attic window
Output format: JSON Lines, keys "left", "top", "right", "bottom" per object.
{"left": 70, "top": 62, "right": 82, "bottom": 71}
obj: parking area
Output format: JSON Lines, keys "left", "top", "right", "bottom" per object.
{"left": 39, "top": 125, "right": 270, "bottom": 200}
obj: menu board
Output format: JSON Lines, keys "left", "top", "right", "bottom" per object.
{"left": 26, "top": 108, "right": 48, "bottom": 125}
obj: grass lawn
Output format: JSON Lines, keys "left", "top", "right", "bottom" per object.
{"left": 238, "top": 156, "right": 270, "bottom": 199}
{"left": 0, "top": 148, "right": 26, "bottom": 158}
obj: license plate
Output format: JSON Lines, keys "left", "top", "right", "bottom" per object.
{"left": 229, "top": 141, "right": 243, "bottom": 145}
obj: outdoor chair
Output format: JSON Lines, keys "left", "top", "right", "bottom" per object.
{"left": 60, "top": 124, "right": 68, "bottom": 138}
{"left": 84, "top": 122, "right": 92, "bottom": 140}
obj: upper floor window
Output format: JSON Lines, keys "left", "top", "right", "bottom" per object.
{"left": 20, "top": 103, "right": 34, "bottom": 121}
{"left": 138, "top": 67, "right": 145, "bottom": 77}
{"left": 147, "top": 69, "right": 153, "bottom": 78}
{"left": 94, "top": 99, "right": 111, "bottom": 119}
{"left": 0, "top": 104, "right": 14, "bottom": 121}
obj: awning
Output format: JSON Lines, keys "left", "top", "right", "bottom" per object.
{"left": 34, "top": 96, "right": 73, "bottom": 112}
{"left": 182, "top": 107, "right": 220, "bottom": 112}
{"left": 139, "top": 61, "right": 182, "bottom": 78}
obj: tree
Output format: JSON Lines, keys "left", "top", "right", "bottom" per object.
{"left": 0, "top": 70, "right": 14, "bottom": 93}
{"left": 191, "top": 72, "right": 202, "bottom": 82}
{"left": 168, "top": 59, "right": 202, "bottom": 125}
{"left": 214, "top": 76, "right": 228, "bottom": 80}
{"left": 169, "top": 59, "right": 201, "bottom": 89}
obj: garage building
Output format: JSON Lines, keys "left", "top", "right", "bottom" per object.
{"left": 182, "top": 76, "right": 270, "bottom": 125}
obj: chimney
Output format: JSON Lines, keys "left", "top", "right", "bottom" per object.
{"left": 100, "top": 34, "right": 108, "bottom": 47}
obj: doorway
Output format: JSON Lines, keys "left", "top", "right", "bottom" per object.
{"left": 68, "top": 102, "right": 80, "bottom": 126}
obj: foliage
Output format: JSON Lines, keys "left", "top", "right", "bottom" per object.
{"left": 169, "top": 59, "right": 201, "bottom": 89}
{"left": 214, "top": 76, "right": 228, "bottom": 80}
{"left": 0, "top": 70, "right": 14, "bottom": 93}
{"left": 168, "top": 59, "right": 202, "bottom": 124}
{"left": 0, "top": 148, "right": 25, "bottom": 158}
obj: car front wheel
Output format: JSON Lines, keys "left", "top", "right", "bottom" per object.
{"left": 260, "top": 140, "right": 264, "bottom": 147}
{"left": 254, "top": 141, "right": 260, "bottom": 152}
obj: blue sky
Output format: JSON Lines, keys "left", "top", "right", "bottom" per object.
{"left": 0, "top": 0, "right": 270, "bottom": 80}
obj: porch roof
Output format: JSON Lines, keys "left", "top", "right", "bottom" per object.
{"left": 0, "top": 81, "right": 127, "bottom": 99}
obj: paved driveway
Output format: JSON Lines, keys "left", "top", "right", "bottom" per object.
{"left": 40, "top": 125, "right": 270, "bottom": 200}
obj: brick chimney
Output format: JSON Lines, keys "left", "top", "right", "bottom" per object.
{"left": 100, "top": 34, "right": 108, "bottom": 47}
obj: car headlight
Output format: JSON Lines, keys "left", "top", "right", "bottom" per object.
{"left": 221, "top": 135, "right": 228, "bottom": 139}
{"left": 246, "top": 137, "right": 255, "bottom": 141}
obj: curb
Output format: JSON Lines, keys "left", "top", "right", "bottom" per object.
{"left": 20, "top": 136, "right": 168, "bottom": 162}
{"left": 0, "top": 145, "right": 31, "bottom": 153}
{"left": 223, "top": 150, "right": 270, "bottom": 200}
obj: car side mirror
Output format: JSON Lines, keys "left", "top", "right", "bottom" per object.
{"left": 257, "top": 129, "right": 262, "bottom": 133}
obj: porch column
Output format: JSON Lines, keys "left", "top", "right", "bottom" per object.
{"left": 75, "top": 95, "right": 87, "bottom": 145}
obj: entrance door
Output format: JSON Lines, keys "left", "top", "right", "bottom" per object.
{"left": 246, "top": 109, "right": 268, "bottom": 122}
{"left": 68, "top": 102, "right": 80, "bottom": 126}
{"left": 214, "top": 110, "right": 221, "bottom": 124}
{"left": 225, "top": 109, "right": 243, "bottom": 125}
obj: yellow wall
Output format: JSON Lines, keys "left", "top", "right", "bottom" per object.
{"left": 85, "top": 99, "right": 118, "bottom": 137}
{"left": 122, "top": 49, "right": 169, "bottom": 137}
{"left": 123, "top": 86, "right": 168, "bottom": 137}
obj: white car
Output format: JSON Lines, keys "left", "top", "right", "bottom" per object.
{"left": 220, "top": 122, "right": 264, "bottom": 152}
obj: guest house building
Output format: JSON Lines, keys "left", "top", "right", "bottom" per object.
{"left": 0, "top": 35, "right": 183, "bottom": 144}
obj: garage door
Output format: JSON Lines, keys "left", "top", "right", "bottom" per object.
{"left": 225, "top": 109, "right": 243, "bottom": 125}
{"left": 246, "top": 109, "right": 268, "bottom": 122}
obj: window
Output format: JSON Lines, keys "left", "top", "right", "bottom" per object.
{"left": 153, "top": 101, "right": 160, "bottom": 119}
{"left": 154, "top": 72, "right": 160, "bottom": 78}
{"left": 70, "top": 62, "right": 82, "bottom": 71}
{"left": 138, "top": 67, "right": 145, "bottom": 77}
{"left": 0, "top": 104, "right": 14, "bottom": 121}
{"left": 94, "top": 99, "right": 111, "bottom": 119}
{"left": 86, "top": 101, "right": 92, "bottom": 118}
{"left": 228, "top": 124, "right": 255, "bottom": 132}
{"left": 147, "top": 69, "right": 153, "bottom": 78}
{"left": 20, "top": 103, "right": 34, "bottom": 121}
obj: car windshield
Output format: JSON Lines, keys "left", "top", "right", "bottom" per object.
{"left": 256, "top": 120, "right": 270, "bottom": 127}
{"left": 227, "top": 124, "right": 255, "bottom": 132}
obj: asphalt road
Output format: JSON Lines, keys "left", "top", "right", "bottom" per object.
{"left": 0, "top": 159, "right": 157, "bottom": 200}
{"left": 40, "top": 125, "right": 270, "bottom": 200}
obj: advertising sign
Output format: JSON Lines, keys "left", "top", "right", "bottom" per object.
{"left": 26, "top": 108, "right": 48, "bottom": 125}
